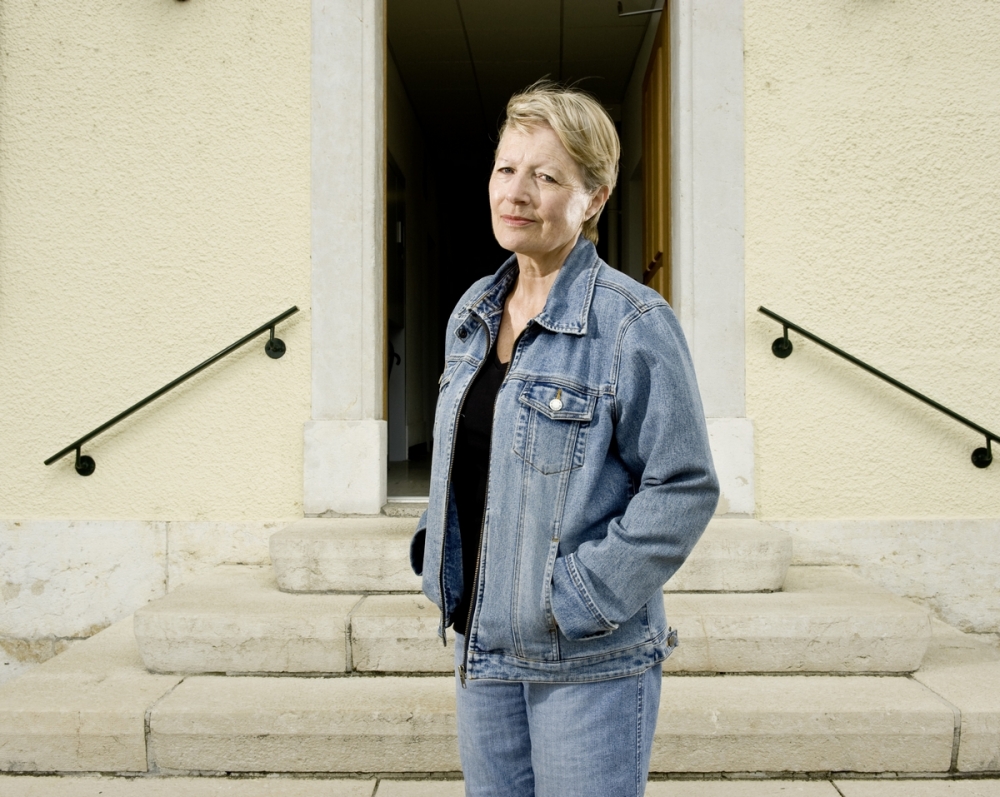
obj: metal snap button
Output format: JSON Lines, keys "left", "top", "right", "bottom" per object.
{"left": 457, "top": 327, "right": 467, "bottom": 339}
{"left": 548, "top": 398, "right": 563, "bottom": 412}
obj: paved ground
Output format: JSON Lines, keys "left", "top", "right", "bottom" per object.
{"left": 2, "top": 777, "right": 1000, "bottom": 796}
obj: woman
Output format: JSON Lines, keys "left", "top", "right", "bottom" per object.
{"left": 410, "top": 82, "right": 719, "bottom": 797}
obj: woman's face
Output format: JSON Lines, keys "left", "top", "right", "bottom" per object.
{"left": 489, "top": 125, "right": 607, "bottom": 266}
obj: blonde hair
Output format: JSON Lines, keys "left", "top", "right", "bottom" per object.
{"left": 498, "top": 80, "right": 620, "bottom": 245}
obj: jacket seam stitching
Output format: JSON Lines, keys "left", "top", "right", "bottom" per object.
{"left": 593, "top": 277, "right": 657, "bottom": 311}
{"left": 610, "top": 308, "right": 648, "bottom": 422}
{"left": 566, "top": 553, "right": 616, "bottom": 631}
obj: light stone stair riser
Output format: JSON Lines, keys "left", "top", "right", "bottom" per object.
{"left": 270, "top": 517, "right": 423, "bottom": 593}
{"left": 353, "top": 588, "right": 931, "bottom": 675}
{"left": 649, "top": 676, "right": 954, "bottom": 773}
{"left": 134, "top": 567, "right": 359, "bottom": 674}
{"left": 148, "top": 676, "right": 462, "bottom": 774}
{"left": 915, "top": 620, "right": 1000, "bottom": 772}
{"left": 132, "top": 566, "right": 931, "bottom": 675}
{"left": 270, "top": 517, "right": 793, "bottom": 594}
{"left": 0, "top": 620, "right": 182, "bottom": 773}
{"left": 144, "top": 674, "right": 956, "bottom": 775}
{"left": 661, "top": 589, "right": 931, "bottom": 673}
{"left": 4, "top": 617, "right": 1000, "bottom": 776}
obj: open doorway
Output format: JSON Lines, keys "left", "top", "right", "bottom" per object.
{"left": 385, "top": 0, "right": 668, "bottom": 499}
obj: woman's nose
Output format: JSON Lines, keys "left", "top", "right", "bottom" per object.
{"left": 505, "top": 173, "right": 532, "bottom": 205}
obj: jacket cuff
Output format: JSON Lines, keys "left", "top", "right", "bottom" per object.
{"left": 550, "top": 554, "right": 618, "bottom": 641}
{"left": 409, "top": 511, "right": 428, "bottom": 576}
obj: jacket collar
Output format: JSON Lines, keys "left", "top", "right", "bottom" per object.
{"left": 464, "top": 236, "right": 600, "bottom": 338}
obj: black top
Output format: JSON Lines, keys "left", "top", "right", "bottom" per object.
{"left": 450, "top": 344, "right": 509, "bottom": 632}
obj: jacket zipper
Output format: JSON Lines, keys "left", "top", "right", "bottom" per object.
{"left": 439, "top": 316, "right": 491, "bottom": 648}
{"left": 460, "top": 321, "right": 530, "bottom": 688}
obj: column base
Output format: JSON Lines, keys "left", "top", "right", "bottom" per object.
{"left": 303, "top": 420, "right": 387, "bottom": 516}
{"left": 707, "top": 417, "right": 755, "bottom": 516}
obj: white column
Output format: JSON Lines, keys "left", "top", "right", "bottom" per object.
{"left": 306, "top": 0, "right": 386, "bottom": 515}
{"left": 672, "top": 0, "right": 753, "bottom": 515}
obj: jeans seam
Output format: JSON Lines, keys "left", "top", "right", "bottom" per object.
{"left": 635, "top": 670, "right": 643, "bottom": 797}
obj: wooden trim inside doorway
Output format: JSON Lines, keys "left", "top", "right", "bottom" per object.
{"left": 642, "top": 6, "right": 671, "bottom": 304}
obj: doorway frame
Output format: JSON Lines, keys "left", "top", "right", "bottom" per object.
{"left": 669, "top": 0, "right": 753, "bottom": 515}
{"left": 305, "top": 0, "right": 752, "bottom": 516}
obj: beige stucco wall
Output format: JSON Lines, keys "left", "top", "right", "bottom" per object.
{"left": 745, "top": 0, "right": 1000, "bottom": 518}
{"left": 0, "top": 0, "right": 311, "bottom": 520}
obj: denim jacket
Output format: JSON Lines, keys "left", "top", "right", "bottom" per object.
{"left": 410, "top": 237, "right": 719, "bottom": 682}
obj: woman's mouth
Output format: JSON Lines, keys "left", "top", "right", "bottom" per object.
{"left": 501, "top": 215, "right": 534, "bottom": 227}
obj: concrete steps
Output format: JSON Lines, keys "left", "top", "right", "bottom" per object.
{"left": 270, "top": 516, "right": 793, "bottom": 593}
{"left": 147, "top": 674, "right": 957, "bottom": 775}
{"left": 134, "top": 567, "right": 358, "bottom": 675}
{"left": 133, "top": 565, "right": 931, "bottom": 675}
{"left": 6, "top": 615, "right": 1000, "bottom": 776}
{"left": 5, "top": 513, "right": 999, "bottom": 779}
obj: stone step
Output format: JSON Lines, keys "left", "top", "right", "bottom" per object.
{"left": 134, "top": 566, "right": 931, "bottom": 675}
{"left": 0, "top": 619, "right": 183, "bottom": 773}
{"left": 914, "top": 619, "right": 1000, "bottom": 772}
{"left": 270, "top": 516, "right": 792, "bottom": 594}
{"left": 270, "top": 516, "right": 422, "bottom": 593}
{"left": 355, "top": 567, "right": 932, "bottom": 675}
{"left": 134, "top": 567, "right": 360, "bottom": 675}
{"left": 3, "top": 618, "right": 998, "bottom": 776}
{"left": 146, "top": 674, "right": 955, "bottom": 775}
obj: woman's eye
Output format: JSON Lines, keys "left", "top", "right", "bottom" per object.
{"left": 498, "top": 166, "right": 514, "bottom": 175}
{"left": 537, "top": 173, "right": 556, "bottom": 184}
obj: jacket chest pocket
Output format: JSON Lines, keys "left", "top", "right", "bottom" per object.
{"left": 513, "top": 382, "right": 597, "bottom": 475}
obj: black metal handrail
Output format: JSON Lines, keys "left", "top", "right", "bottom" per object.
{"left": 45, "top": 306, "right": 299, "bottom": 476}
{"left": 759, "top": 306, "right": 997, "bottom": 469}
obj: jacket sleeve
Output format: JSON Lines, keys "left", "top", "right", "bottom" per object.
{"left": 409, "top": 509, "right": 428, "bottom": 576}
{"left": 550, "top": 303, "right": 719, "bottom": 641}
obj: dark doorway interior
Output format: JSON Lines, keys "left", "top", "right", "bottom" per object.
{"left": 386, "top": 0, "right": 659, "bottom": 498}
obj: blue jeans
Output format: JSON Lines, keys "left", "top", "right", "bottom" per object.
{"left": 454, "top": 634, "right": 662, "bottom": 797}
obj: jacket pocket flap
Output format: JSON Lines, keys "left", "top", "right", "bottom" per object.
{"left": 519, "top": 382, "right": 596, "bottom": 421}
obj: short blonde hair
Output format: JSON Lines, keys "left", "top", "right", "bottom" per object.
{"left": 498, "top": 80, "right": 620, "bottom": 245}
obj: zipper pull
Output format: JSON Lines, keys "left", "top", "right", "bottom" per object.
{"left": 459, "top": 665, "right": 467, "bottom": 688}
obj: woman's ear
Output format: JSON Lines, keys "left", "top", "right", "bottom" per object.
{"left": 586, "top": 185, "right": 611, "bottom": 221}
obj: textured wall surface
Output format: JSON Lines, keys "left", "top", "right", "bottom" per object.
{"left": 745, "top": 1, "right": 1000, "bottom": 517}
{"left": 0, "top": 0, "right": 311, "bottom": 520}
{"left": 0, "top": 518, "right": 281, "bottom": 684}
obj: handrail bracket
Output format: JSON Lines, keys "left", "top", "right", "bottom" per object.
{"left": 771, "top": 325, "right": 793, "bottom": 359}
{"left": 75, "top": 447, "right": 96, "bottom": 477}
{"left": 973, "top": 438, "right": 993, "bottom": 470}
{"left": 265, "top": 325, "right": 287, "bottom": 359}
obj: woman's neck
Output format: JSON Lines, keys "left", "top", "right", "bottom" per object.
{"left": 514, "top": 235, "right": 578, "bottom": 282}
{"left": 509, "top": 265, "right": 558, "bottom": 318}
{"left": 512, "top": 234, "right": 578, "bottom": 310}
